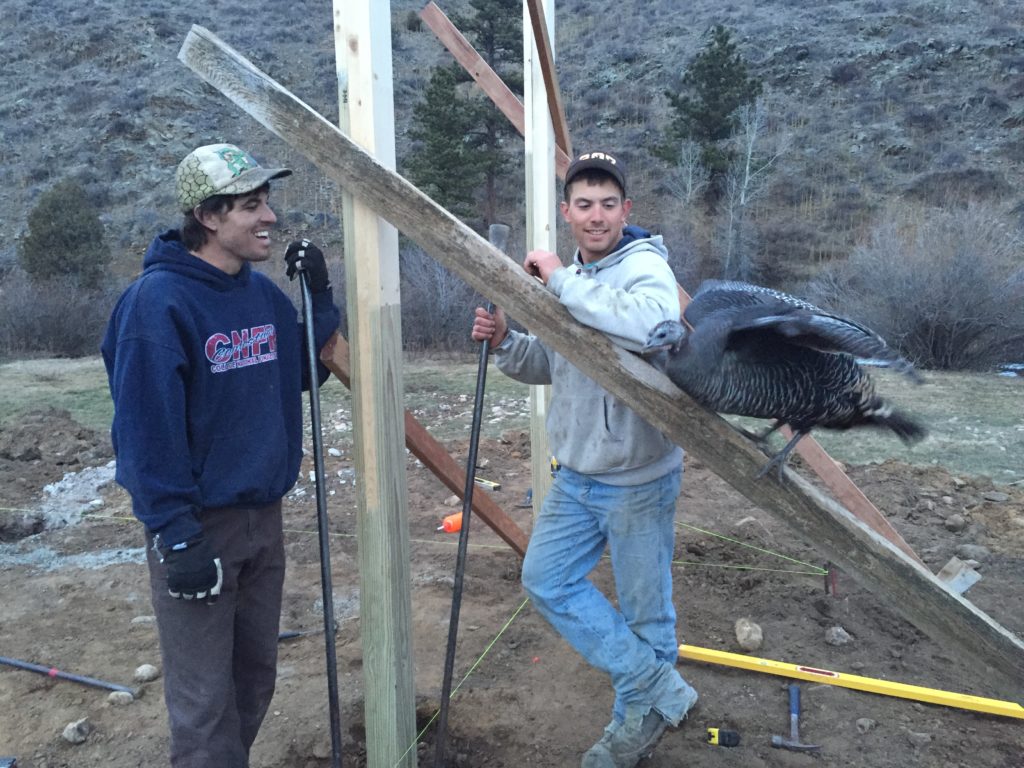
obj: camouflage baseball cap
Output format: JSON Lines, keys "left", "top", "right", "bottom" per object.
{"left": 175, "top": 143, "right": 292, "bottom": 212}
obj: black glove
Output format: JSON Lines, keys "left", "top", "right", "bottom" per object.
{"left": 285, "top": 239, "right": 330, "bottom": 293}
{"left": 163, "top": 536, "right": 223, "bottom": 602}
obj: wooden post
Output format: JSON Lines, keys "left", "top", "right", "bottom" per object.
{"left": 522, "top": 0, "right": 557, "bottom": 517}
{"left": 177, "top": 25, "right": 1024, "bottom": 701}
{"left": 332, "top": 4, "right": 416, "bottom": 766}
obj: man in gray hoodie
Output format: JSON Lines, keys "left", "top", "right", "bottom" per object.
{"left": 472, "top": 151, "right": 697, "bottom": 768}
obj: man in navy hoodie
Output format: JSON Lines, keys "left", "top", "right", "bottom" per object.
{"left": 102, "top": 143, "right": 340, "bottom": 767}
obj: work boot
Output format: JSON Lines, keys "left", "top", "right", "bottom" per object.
{"left": 604, "top": 708, "right": 670, "bottom": 767}
{"left": 580, "top": 720, "right": 619, "bottom": 768}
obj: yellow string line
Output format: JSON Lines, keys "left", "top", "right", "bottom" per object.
{"left": 393, "top": 597, "right": 531, "bottom": 768}
{"left": 676, "top": 520, "right": 827, "bottom": 575}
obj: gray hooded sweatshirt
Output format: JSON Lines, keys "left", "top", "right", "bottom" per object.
{"left": 494, "top": 230, "right": 683, "bottom": 486}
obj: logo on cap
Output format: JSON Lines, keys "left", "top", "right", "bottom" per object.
{"left": 175, "top": 143, "right": 292, "bottom": 212}
{"left": 564, "top": 150, "right": 627, "bottom": 196}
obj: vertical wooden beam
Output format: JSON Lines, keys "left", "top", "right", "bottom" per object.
{"left": 523, "top": 0, "right": 557, "bottom": 517}
{"left": 333, "top": 3, "right": 417, "bottom": 766}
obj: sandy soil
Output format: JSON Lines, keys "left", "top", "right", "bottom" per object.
{"left": 1, "top": 408, "right": 1022, "bottom": 767}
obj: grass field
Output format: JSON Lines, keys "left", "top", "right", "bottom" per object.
{"left": 1, "top": 356, "right": 1021, "bottom": 484}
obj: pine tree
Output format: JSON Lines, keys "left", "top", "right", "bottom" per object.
{"left": 404, "top": 64, "right": 488, "bottom": 221}
{"left": 453, "top": 0, "right": 524, "bottom": 226}
{"left": 403, "top": 0, "right": 522, "bottom": 228}
{"left": 18, "top": 179, "right": 108, "bottom": 288}
{"left": 662, "top": 25, "right": 763, "bottom": 176}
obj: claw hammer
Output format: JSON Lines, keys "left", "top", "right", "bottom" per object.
{"left": 771, "top": 683, "right": 821, "bottom": 752}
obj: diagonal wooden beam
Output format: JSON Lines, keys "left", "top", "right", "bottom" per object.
{"left": 419, "top": 1, "right": 570, "bottom": 179}
{"left": 522, "top": 0, "right": 573, "bottom": 158}
{"left": 320, "top": 333, "right": 529, "bottom": 557}
{"left": 422, "top": 10, "right": 924, "bottom": 568}
{"left": 177, "top": 25, "right": 1024, "bottom": 700}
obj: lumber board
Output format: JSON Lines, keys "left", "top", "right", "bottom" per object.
{"left": 177, "top": 24, "right": 1024, "bottom": 701}
{"left": 523, "top": 0, "right": 558, "bottom": 517}
{"left": 320, "top": 333, "right": 529, "bottom": 557}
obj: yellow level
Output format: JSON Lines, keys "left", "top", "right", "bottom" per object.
{"left": 679, "top": 644, "right": 1024, "bottom": 720}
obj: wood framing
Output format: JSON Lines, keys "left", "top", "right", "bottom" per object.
{"left": 424, "top": 14, "right": 924, "bottom": 567}
{"left": 419, "top": 2, "right": 571, "bottom": 179}
{"left": 332, "top": 4, "right": 415, "bottom": 766}
{"left": 523, "top": 0, "right": 573, "bottom": 158}
{"left": 177, "top": 25, "right": 1024, "bottom": 701}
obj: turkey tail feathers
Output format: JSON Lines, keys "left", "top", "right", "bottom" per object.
{"left": 872, "top": 408, "right": 927, "bottom": 444}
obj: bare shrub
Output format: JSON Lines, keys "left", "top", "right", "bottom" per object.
{"left": 904, "top": 168, "right": 1011, "bottom": 205}
{"left": 807, "top": 202, "right": 1024, "bottom": 370}
{"left": 828, "top": 62, "right": 861, "bottom": 85}
{"left": 0, "top": 270, "right": 123, "bottom": 358}
{"left": 399, "top": 244, "right": 479, "bottom": 352}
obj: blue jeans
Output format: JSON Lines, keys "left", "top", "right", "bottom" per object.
{"left": 521, "top": 465, "right": 696, "bottom": 725}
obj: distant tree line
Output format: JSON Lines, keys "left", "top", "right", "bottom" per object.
{"left": 3, "top": 19, "right": 1021, "bottom": 371}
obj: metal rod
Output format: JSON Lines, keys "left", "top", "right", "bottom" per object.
{"left": 434, "top": 223, "right": 510, "bottom": 767}
{"left": 299, "top": 270, "right": 344, "bottom": 768}
{"left": 0, "top": 655, "right": 140, "bottom": 698}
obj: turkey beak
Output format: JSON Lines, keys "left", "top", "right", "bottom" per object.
{"left": 640, "top": 340, "right": 662, "bottom": 357}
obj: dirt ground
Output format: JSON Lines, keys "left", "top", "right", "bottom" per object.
{"left": 1, "top": 407, "right": 1022, "bottom": 767}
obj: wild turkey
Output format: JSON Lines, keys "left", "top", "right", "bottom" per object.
{"left": 642, "top": 280, "right": 926, "bottom": 478}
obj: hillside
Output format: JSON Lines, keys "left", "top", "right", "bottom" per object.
{"left": 2, "top": 0, "right": 1022, "bottom": 284}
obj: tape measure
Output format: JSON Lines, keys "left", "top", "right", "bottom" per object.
{"left": 707, "top": 727, "right": 740, "bottom": 747}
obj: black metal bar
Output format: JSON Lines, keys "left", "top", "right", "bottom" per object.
{"left": 299, "top": 270, "right": 343, "bottom": 768}
{"left": 0, "top": 655, "right": 140, "bottom": 698}
{"left": 434, "top": 224, "right": 509, "bottom": 767}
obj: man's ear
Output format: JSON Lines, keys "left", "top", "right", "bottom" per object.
{"left": 559, "top": 200, "right": 570, "bottom": 221}
{"left": 193, "top": 205, "right": 219, "bottom": 233}
{"left": 621, "top": 198, "right": 633, "bottom": 222}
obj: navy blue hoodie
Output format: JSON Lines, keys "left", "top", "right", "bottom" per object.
{"left": 101, "top": 230, "right": 341, "bottom": 546}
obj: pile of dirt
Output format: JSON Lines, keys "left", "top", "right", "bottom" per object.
{"left": 0, "top": 408, "right": 113, "bottom": 541}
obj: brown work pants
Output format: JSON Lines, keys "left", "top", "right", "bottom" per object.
{"left": 146, "top": 501, "right": 285, "bottom": 768}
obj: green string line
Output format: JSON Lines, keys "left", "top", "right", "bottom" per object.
{"left": 393, "top": 597, "right": 531, "bottom": 768}
{"left": 677, "top": 520, "right": 827, "bottom": 575}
